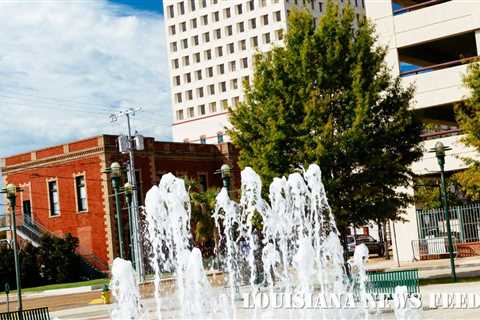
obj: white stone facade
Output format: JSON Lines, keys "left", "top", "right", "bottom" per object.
{"left": 164, "top": 0, "right": 365, "bottom": 143}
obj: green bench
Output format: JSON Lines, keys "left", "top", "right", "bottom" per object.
{"left": 0, "top": 307, "right": 50, "bottom": 320}
{"left": 366, "top": 269, "right": 419, "bottom": 297}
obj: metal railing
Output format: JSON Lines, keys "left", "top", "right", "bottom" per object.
{"left": 417, "top": 203, "right": 480, "bottom": 243}
{"left": 393, "top": 0, "right": 450, "bottom": 15}
{"left": 400, "top": 56, "right": 479, "bottom": 77}
{"left": 411, "top": 237, "right": 458, "bottom": 260}
{"left": 0, "top": 307, "right": 50, "bottom": 320}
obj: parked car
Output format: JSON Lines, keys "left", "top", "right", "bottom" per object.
{"left": 346, "top": 235, "right": 385, "bottom": 257}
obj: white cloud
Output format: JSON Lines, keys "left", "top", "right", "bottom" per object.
{"left": 0, "top": 0, "right": 171, "bottom": 157}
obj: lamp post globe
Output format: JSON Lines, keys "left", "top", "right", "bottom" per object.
{"left": 110, "top": 162, "right": 122, "bottom": 178}
{"left": 6, "top": 183, "right": 17, "bottom": 199}
{"left": 124, "top": 182, "right": 133, "bottom": 196}
{"left": 220, "top": 164, "right": 231, "bottom": 178}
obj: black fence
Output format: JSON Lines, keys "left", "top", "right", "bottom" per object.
{"left": 0, "top": 307, "right": 50, "bottom": 320}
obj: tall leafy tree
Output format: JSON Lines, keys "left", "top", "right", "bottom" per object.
{"left": 454, "top": 61, "right": 480, "bottom": 201}
{"left": 228, "top": 3, "right": 423, "bottom": 231}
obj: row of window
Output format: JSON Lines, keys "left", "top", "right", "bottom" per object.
{"left": 185, "top": 132, "right": 224, "bottom": 145}
{"left": 174, "top": 75, "right": 249, "bottom": 105}
{"left": 169, "top": 23, "right": 284, "bottom": 54}
{"left": 170, "top": 30, "right": 283, "bottom": 72}
{"left": 46, "top": 176, "right": 87, "bottom": 217}
{"left": 167, "top": 0, "right": 279, "bottom": 19}
{"left": 168, "top": 10, "right": 282, "bottom": 37}
{"left": 175, "top": 96, "right": 240, "bottom": 121}
{"left": 172, "top": 59, "right": 251, "bottom": 89}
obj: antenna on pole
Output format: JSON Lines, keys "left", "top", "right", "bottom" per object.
{"left": 108, "top": 106, "right": 145, "bottom": 283}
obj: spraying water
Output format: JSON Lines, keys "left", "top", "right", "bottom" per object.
{"left": 108, "top": 163, "right": 405, "bottom": 319}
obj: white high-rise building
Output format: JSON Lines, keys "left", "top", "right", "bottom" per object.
{"left": 164, "top": 0, "right": 365, "bottom": 144}
{"left": 365, "top": 0, "right": 480, "bottom": 262}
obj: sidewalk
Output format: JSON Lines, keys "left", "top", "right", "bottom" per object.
{"left": 367, "top": 256, "right": 480, "bottom": 279}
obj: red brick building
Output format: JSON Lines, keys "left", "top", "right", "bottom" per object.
{"left": 1, "top": 135, "right": 239, "bottom": 271}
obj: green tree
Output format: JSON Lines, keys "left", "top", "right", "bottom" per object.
{"left": 454, "top": 61, "right": 480, "bottom": 201}
{"left": 228, "top": 3, "right": 423, "bottom": 231}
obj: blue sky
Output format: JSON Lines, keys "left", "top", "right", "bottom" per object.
{"left": 110, "top": 0, "right": 164, "bottom": 14}
{"left": 0, "top": 1, "right": 171, "bottom": 212}
{"left": 0, "top": 1, "right": 171, "bottom": 159}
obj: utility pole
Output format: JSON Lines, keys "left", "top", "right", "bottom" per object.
{"left": 110, "top": 107, "right": 145, "bottom": 282}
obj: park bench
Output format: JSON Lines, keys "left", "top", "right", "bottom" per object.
{"left": 0, "top": 307, "right": 50, "bottom": 320}
{"left": 366, "top": 269, "right": 419, "bottom": 297}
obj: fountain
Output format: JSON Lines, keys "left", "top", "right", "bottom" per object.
{"left": 110, "top": 164, "right": 408, "bottom": 319}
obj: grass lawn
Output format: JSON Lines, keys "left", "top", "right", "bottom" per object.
{"left": 420, "top": 275, "right": 480, "bottom": 286}
{"left": 2, "top": 278, "right": 109, "bottom": 295}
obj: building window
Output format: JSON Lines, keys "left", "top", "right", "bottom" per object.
{"left": 188, "top": 107, "right": 195, "bottom": 118}
{"left": 197, "top": 87, "right": 204, "bottom": 98}
{"left": 217, "top": 132, "right": 224, "bottom": 144}
{"left": 187, "top": 90, "right": 193, "bottom": 100}
{"left": 190, "top": 0, "right": 196, "bottom": 11}
{"left": 167, "top": 5, "right": 174, "bottom": 18}
{"left": 261, "top": 14, "right": 269, "bottom": 25}
{"left": 208, "top": 84, "right": 215, "bottom": 95}
{"left": 232, "top": 96, "right": 240, "bottom": 106}
{"left": 276, "top": 29, "right": 284, "bottom": 40}
{"left": 214, "top": 28, "right": 221, "bottom": 40}
{"left": 195, "top": 70, "right": 202, "bottom": 80}
{"left": 224, "top": 7, "right": 231, "bottom": 18}
{"left": 75, "top": 175, "right": 87, "bottom": 212}
{"left": 175, "top": 92, "right": 182, "bottom": 103}
{"left": 249, "top": 18, "right": 256, "bottom": 29}
{"left": 241, "top": 57, "right": 248, "bottom": 68}
{"left": 216, "top": 46, "right": 223, "bottom": 57}
{"left": 170, "top": 42, "right": 177, "bottom": 52}
{"left": 221, "top": 99, "right": 228, "bottom": 110}
{"left": 176, "top": 109, "right": 184, "bottom": 120}
{"left": 226, "top": 25, "right": 233, "bottom": 36}
{"left": 178, "top": 2, "right": 185, "bottom": 15}
{"left": 209, "top": 102, "right": 217, "bottom": 113}
{"left": 251, "top": 36, "right": 258, "bottom": 48}
{"left": 230, "top": 78, "right": 238, "bottom": 90}
{"left": 172, "top": 59, "right": 179, "bottom": 69}
{"left": 229, "top": 60, "right": 236, "bottom": 72}
{"left": 192, "top": 35, "right": 199, "bottom": 46}
{"left": 200, "top": 135, "right": 207, "bottom": 144}
{"left": 191, "top": 18, "right": 197, "bottom": 29}
{"left": 201, "top": 0, "right": 207, "bottom": 8}
{"left": 48, "top": 180, "right": 60, "bottom": 216}
{"left": 184, "top": 73, "right": 191, "bottom": 83}
{"left": 217, "top": 64, "right": 225, "bottom": 74}
{"left": 205, "top": 49, "right": 212, "bottom": 60}
{"left": 248, "top": 0, "right": 254, "bottom": 11}
{"left": 173, "top": 75, "right": 181, "bottom": 86}
{"left": 23, "top": 200, "right": 32, "bottom": 223}
{"left": 213, "top": 11, "right": 220, "bottom": 22}
{"left": 227, "top": 42, "right": 235, "bottom": 54}
{"left": 199, "top": 174, "right": 207, "bottom": 192}
{"left": 239, "top": 39, "right": 246, "bottom": 51}
{"left": 263, "top": 32, "right": 271, "bottom": 44}
{"left": 194, "top": 52, "right": 201, "bottom": 63}
{"left": 182, "top": 55, "right": 190, "bottom": 66}
{"left": 237, "top": 22, "right": 245, "bottom": 33}
{"left": 236, "top": 4, "right": 243, "bottom": 14}
{"left": 206, "top": 67, "right": 213, "bottom": 77}
{"left": 319, "top": 2, "right": 323, "bottom": 11}
{"left": 274, "top": 11, "right": 281, "bottom": 22}
{"left": 219, "top": 81, "right": 226, "bottom": 92}
{"left": 198, "top": 104, "right": 206, "bottom": 115}
{"left": 201, "top": 14, "right": 208, "bottom": 25}
{"left": 203, "top": 32, "right": 210, "bottom": 43}
{"left": 169, "top": 25, "right": 176, "bottom": 35}
{"left": 180, "top": 21, "right": 187, "bottom": 32}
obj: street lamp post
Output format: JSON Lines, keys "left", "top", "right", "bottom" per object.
{"left": 124, "top": 182, "right": 135, "bottom": 265}
{"left": 110, "top": 162, "right": 125, "bottom": 259}
{"left": 2, "top": 183, "right": 23, "bottom": 318}
{"left": 431, "top": 141, "right": 457, "bottom": 282}
{"left": 220, "top": 164, "right": 231, "bottom": 193}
